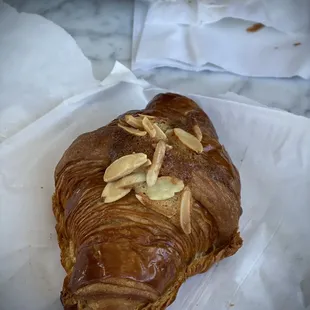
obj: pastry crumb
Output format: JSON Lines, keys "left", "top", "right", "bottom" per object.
{"left": 246, "top": 23, "right": 264, "bottom": 32}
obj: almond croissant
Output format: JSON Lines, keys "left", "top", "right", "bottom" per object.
{"left": 53, "top": 93, "right": 242, "bottom": 310}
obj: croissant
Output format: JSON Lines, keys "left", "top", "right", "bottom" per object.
{"left": 53, "top": 93, "right": 242, "bottom": 310}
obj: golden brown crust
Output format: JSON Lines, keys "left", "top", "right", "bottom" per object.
{"left": 53, "top": 93, "right": 242, "bottom": 309}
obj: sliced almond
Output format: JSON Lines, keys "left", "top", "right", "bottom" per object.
{"left": 152, "top": 143, "right": 172, "bottom": 150}
{"left": 135, "top": 159, "right": 152, "bottom": 173}
{"left": 135, "top": 194, "right": 146, "bottom": 206}
{"left": 174, "top": 128, "right": 203, "bottom": 153}
{"left": 135, "top": 183, "right": 181, "bottom": 218}
{"left": 146, "top": 140, "right": 166, "bottom": 187}
{"left": 156, "top": 122, "right": 170, "bottom": 133}
{"left": 115, "top": 172, "right": 146, "bottom": 189}
{"left": 101, "top": 183, "right": 110, "bottom": 198}
{"left": 141, "top": 159, "right": 152, "bottom": 168}
{"left": 180, "top": 186, "right": 192, "bottom": 234}
{"left": 193, "top": 124, "right": 203, "bottom": 142}
{"left": 142, "top": 117, "right": 156, "bottom": 138}
{"left": 165, "top": 129, "right": 174, "bottom": 136}
{"left": 118, "top": 118, "right": 128, "bottom": 126}
{"left": 118, "top": 124, "right": 147, "bottom": 137}
{"left": 138, "top": 114, "right": 156, "bottom": 120}
{"left": 146, "top": 176, "right": 184, "bottom": 200}
{"left": 124, "top": 115, "right": 143, "bottom": 129}
{"left": 101, "top": 182, "right": 131, "bottom": 203}
{"left": 153, "top": 123, "right": 167, "bottom": 141}
{"left": 104, "top": 153, "right": 147, "bottom": 182}
{"left": 134, "top": 189, "right": 179, "bottom": 218}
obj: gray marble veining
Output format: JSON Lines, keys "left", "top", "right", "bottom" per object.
{"left": 5, "top": 0, "right": 310, "bottom": 117}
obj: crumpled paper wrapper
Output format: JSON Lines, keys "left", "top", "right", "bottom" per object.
{"left": 0, "top": 1, "right": 98, "bottom": 142}
{"left": 0, "top": 1, "right": 309, "bottom": 308}
{"left": 133, "top": 0, "right": 310, "bottom": 78}
{"left": 1, "top": 62, "right": 310, "bottom": 310}
{"left": 146, "top": 0, "right": 310, "bottom": 34}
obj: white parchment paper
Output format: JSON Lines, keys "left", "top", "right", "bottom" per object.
{"left": 133, "top": 0, "right": 310, "bottom": 78}
{"left": 146, "top": 0, "right": 310, "bottom": 34}
{"left": 0, "top": 1, "right": 98, "bottom": 143}
{"left": 1, "top": 62, "right": 310, "bottom": 310}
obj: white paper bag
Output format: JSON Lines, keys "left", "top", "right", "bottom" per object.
{"left": 1, "top": 63, "right": 309, "bottom": 310}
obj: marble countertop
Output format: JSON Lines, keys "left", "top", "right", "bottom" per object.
{"left": 6, "top": 0, "right": 310, "bottom": 117}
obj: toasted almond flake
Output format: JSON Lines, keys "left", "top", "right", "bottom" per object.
{"left": 135, "top": 159, "right": 152, "bottom": 173}
{"left": 174, "top": 128, "right": 203, "bottom": 153}
{"left": 146, "top": 140, "right": 166, "bottom": 187}
{"left": 193, "top": 124, "right": 203, "bottom": 142}
{"left": 146, "top": 176, "right": 184, "bottom": 200}
{"left": 115, "top": 172, "right": 146, "bottom": 188}
{"left": 146, "top": 170, "right": 157, "bottom": 188}
{"left": 135, "top": 194, "right": 146, "bottom": 206}
{"left": 138, "top": 114, "right": 156, "bottom": 120}
{"left": 118, "top": 124, "right": 147, "bottom": 136}
{"left": 141, "top": 159, "right": 152, "bottom": 168}
{"left": 153, "top": 123, "right": 167, "bottom": 140}
{"left": 105, "top": 190, "right": 130, "bottom": 203}
{"left": 156, "top": 122, "right": 170, "bottom": 132}
{"left": 180, "top": 187, "right": 192, "bottom": 234}
{"left": 134, "top": 190, "right": 179, "bottom": 218}
{"left": 142, "top": 117, "right": 156, "bottom": 138}
{"left": 125, "top": 115, "right": 143, "bottom": 129}
{"left": 101, "top": 183, "right": 110, "bottom": 197}
{"left": 118, "top": 119, "right": 127, "bottom": 126}
{"left": 102, "top": 182, "right": 131, "bottom": 203}
{"left": 104, "top": 153, "right": 147, "bottom": 182}
{"left": 153, "top": 143, "right": 172, "bottom": 150}
{"left": 165, "top": 129, "right": 174, "bottom": 136}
